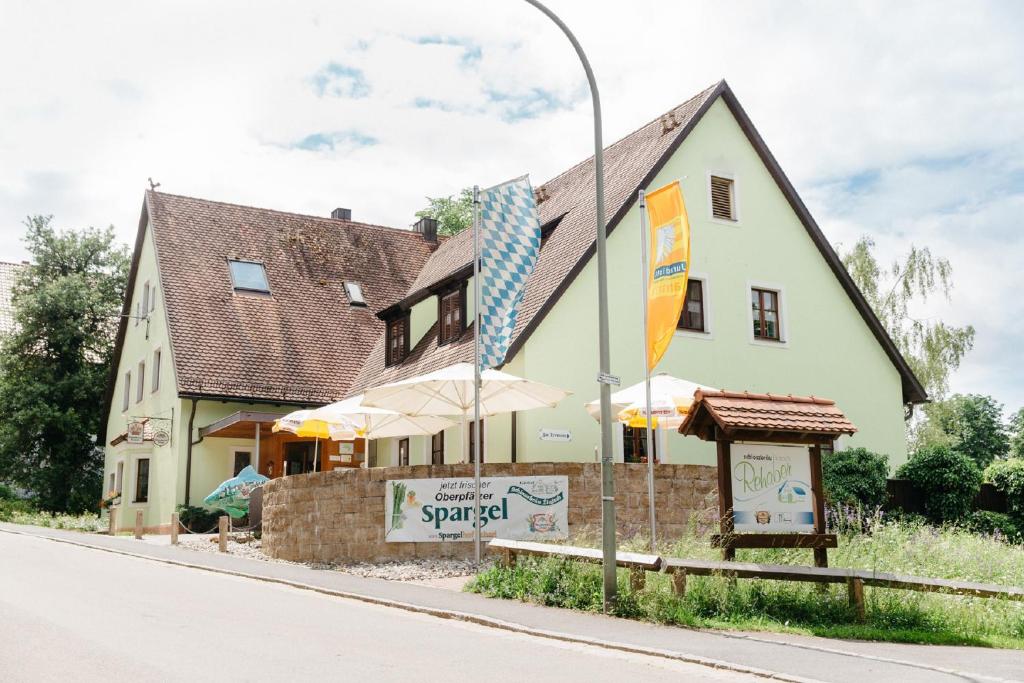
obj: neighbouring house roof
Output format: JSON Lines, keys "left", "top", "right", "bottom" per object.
{"left": 353, "top": 80, "right": 927, "bottom": 405}
{"left": 103, "top": 192, "right": 439, "bottom": 428}
{"left": 0, "top": 261, "right": 27, "bottom": 337}
{"left": 678, "top": 390, "right": 858, "bottom": 442}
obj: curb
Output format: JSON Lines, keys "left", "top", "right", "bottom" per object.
{"left": 2, "top": 526, "right": 813, "bottom": 682}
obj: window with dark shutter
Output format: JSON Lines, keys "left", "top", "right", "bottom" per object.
{"left": 431, "top": 431, "right": 445, "bottom": 465}
{"left": 385, "top": 316, "right": 409, "bottom": 366}
{"left": 677, "top": 280, "right": 705, "bottom": 332}
{"left": 398, "top": 438, "right": 410, "bottom": 466}
{"left": 468, "top": 419, "right": 484, "bottom": 463}
{"left": 710, "top": 175, "right": 735, "bottom": 221}
{"left": 438, "top": 288, "right": 463, "bottom": 345}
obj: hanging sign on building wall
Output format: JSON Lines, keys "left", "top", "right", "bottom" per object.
{"left": 126, "top": 421, "right": 145, "bottom": 445}
{"left": 731, "top": 444, "right": 814, "bottom": 533}
{"left": 385, "top": 475, "right": 569, "bottom": 543}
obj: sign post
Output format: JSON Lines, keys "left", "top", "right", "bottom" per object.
{"left": 678, "top": 390, "right": 858, "bottom": 566}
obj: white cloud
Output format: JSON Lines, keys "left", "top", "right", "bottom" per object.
{"left": 0, "top": 0, "right": 1021, "bottom": 410}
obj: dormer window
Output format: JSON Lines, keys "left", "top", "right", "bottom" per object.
{"left": 344, "top": 281, "right": 367, "bottom": 307}
{"left": 228, "top": 260, "right": 270, "bottom": 293}
{"left": 385, "top": 315, "right": 409, "bottom": 366}
{"left": 438, "top": 286, "right": 464, "bottom": 345}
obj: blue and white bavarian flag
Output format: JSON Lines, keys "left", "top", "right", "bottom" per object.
{"left": 477, "top": 175, "right": 541, "bottom": 369}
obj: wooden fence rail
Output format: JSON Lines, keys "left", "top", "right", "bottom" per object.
{"left": 487, "top": 539, "right": 1024, "bottom": 622}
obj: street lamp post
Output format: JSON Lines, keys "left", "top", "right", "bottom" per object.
{"left": 522, "top": 0, "right": 617, "bottom": 610}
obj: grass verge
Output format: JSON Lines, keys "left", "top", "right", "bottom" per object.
{"left": 467, "top": 519, "right": 1024, "bottom": 649}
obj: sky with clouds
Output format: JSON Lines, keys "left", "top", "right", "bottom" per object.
{"left": 1, "top": 0, "right": 1021, "bottom": 411}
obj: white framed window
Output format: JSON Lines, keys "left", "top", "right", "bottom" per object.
{"left": 344, "top": 281, "right": 367, "bottom": 307}
{"left": 142, "top": 281, "right": 150, "bottom": 315}
{"left": 746, "top": 280, "right": 790, "bottom": 347}
{"left": 151, "top": 349, "right": 161, "bottom": 392}
{"left": 122, "top": 371, "right": 131, "bottom": 412}
{"left": 116, "top": 461, "right": 124, "bottom": 494}
{"left": 149, "top": 285, "right": 157, "bottom": 312}
{"left": 134, "top": 458, "right": 150, "bottom": 503}
{"left": 136, "top": 360, "right": 145, "bottom": 403}
{"left": 707, "top": 171, "right": 740, "bottom": 224}
{"left": 675, "top": 273, "right": 713, "bottom": 339}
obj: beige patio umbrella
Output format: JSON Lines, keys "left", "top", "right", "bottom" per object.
{"left": 308, "top": 394, "right": 454, "bottom": 467}
{"left": 361, "top": 362, "right": 571, "bottom": 561}
{"left": 361, "top": 362, "right": 570, "bottom": 453}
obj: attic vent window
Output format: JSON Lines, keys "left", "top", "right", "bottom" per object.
{"left": 228, "top": 260, "right": 270, "bottom": 293}
{"left": 344, "top": 281, "right": 367, "bottom": 307}
{"left": 709, "top": 175, "right": 736, "bottom": 221}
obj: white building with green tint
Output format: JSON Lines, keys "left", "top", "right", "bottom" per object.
{"left": 102, "top": 81, "right": 925, "bottom": 532}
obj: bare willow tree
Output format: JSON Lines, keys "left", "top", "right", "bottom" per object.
{"left": 842, "top": 236, "right": 974, "bottom": 401}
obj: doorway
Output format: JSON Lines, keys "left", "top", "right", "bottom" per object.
{"left": 284, "top": 441, "right": 316, "bottom": 475}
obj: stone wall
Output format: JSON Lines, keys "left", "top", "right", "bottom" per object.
{"left": 262, "top": 462, "right": 718, "bottom": 563}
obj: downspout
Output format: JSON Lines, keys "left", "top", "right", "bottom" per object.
{"left": 185, "top": 398, "right": 204, "bottom": 506}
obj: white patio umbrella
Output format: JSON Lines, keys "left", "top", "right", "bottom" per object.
{"left": 361, "top": 362, "right": 571, "bottom": 561}
{"left": 307, "top": 395, "right": 454, "bottom": 467}
{"left": 584, "top": 373, "right": 713, "bottom": 431}
{"left": 361, "top": 362, "right": 570, "bottom": 448}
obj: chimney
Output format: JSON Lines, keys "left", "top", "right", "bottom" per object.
{"left": 413, "top": 217, "right": 438, "bottom": 242}
{"left": 331, "top": 207, "right": 352, "bottom": 221}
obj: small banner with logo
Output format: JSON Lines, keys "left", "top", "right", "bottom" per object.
{"left": 644, "top": 180, "right": 690, "bottom": 371}
{"left": 477, "top": 175, "right": 541, "bottom": 369}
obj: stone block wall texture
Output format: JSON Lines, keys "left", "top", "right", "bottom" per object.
{"left": 261, "top": 463, "right": 718, "bottom": 563}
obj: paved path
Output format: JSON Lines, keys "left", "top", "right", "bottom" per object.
{"left": 0, "top": 529, "right": 759, "bottom": 682}
{"left": 2, "top": 524, "right": 1022, "bottom": 682}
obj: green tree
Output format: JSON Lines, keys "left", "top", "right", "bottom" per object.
{"left": 896, "top": 445, "right": 981, "bottom": 523}
{"left": 1009, "top": 408, "right": 1024, "bottom": 459}
{"left": 0, "top": 216, "right": 129, "bottom": 512}
{"left": 915, "top": 394, "right": 1009, "bottom": 468}
{"left": 841, "top": 237, "right": 974, "bottom": 400}
{"left": 415, "top": 187, "right": 474, "bottom": 236}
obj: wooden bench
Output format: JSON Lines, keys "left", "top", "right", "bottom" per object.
{"left": 488, "top": 538, "right": 661, "bottom": 590}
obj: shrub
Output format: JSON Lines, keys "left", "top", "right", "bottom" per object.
{"left": 176, "top": 504, "right": 223, "bottom": 532}
{"left": 0, "top": 497, "right": 35, "bottom": 521}
{"left": 965, "top": 511, "right": 1023, "bottom": 544}
{"left": 822, "top": 447, "right": 889, "bottom": 508}
{"left": 896, "top": 445, "right": 981, "bottom": 523}
{"left": 985, "top": 458, "right": 1024, "bottom": 520}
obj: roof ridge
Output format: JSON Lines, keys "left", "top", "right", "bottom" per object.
{"left": 146, "top": 191, "right": 427, "bottom": 239}
{"left": 536, "top": 80, "right": 723, "bottom": 191}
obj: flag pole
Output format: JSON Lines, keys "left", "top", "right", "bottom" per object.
{"left": 472, "top": 184, "right": 483, "bottom": 566}
{"left": 638, "top": 189, "right": 656, "bottom": 552}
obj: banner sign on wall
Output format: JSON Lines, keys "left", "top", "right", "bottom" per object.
{"left": 731, "top": 444, "right": 814, "bottom": 533}
{"left": 385, "top": 475, "right": 568, "bottom": 543}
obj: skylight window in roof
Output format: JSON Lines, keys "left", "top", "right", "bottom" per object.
{"left": 344, "top": 281, "right": 366, "bottom": 307}
{"left": 228, "top": 260, "right": 270, "bottom": 293}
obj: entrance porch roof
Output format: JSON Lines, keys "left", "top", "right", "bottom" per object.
{"left": 198, "top": 411, "right": 286, "bottom": 439}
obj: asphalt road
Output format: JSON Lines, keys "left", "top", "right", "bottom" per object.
{"left": 0, "top": 531, "right": 761, "bottom": 682}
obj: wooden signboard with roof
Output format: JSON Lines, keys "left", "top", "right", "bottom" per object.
{"left": 678, "top": 390, "right": 857, "bottom": 567}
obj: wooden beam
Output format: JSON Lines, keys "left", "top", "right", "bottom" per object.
{"left": 711, "top": 533, "right": 838, "bottom": 550}
{"left": 715, "top": 439, "right": 734, "bottom": 561}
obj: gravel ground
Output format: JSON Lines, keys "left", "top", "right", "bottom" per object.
{"left": 176, "top": 534, "right": 486, "bottom": 582}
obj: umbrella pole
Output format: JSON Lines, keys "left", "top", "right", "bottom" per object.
{"left": 639, "top": 189, "right": 657, "bottom": 553}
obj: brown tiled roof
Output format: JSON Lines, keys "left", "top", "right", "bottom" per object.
{"left": 351, "top": 83, "right": 723, "bottom": 392}
{"left": 0, "top": 261, "right": 27, "bottom": 337}
{"left": 146, "top": 192, "right": 438, "bottom": 404}
{"left": 679, "top": 390, "right": 858, "bottom": 439}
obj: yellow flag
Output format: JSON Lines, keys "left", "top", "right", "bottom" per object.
{"left": 644, "top": 181, "right": 690, "bottom": 371}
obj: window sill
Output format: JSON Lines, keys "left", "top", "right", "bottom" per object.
{"left": 708, "top": 217, "right": 741, "bottom": 228}
{"left": 675, "top": 328, "right": 712, "bottom": 340}
{"left": 749, "top": 337, "right": 789, "bottom": 349}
